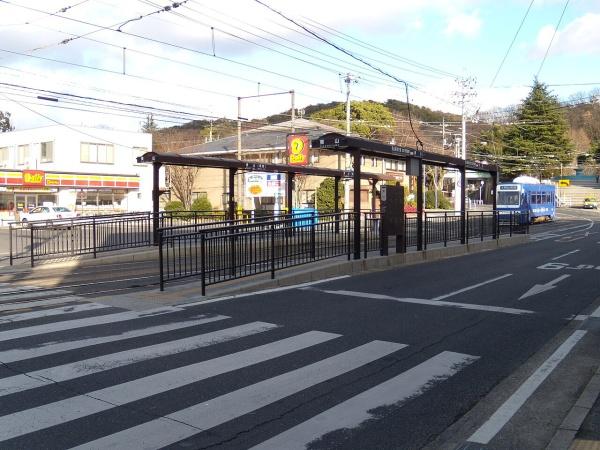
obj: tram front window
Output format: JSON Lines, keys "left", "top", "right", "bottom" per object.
{"left": 498, "top": 191, "right": 520, "bottom": 206}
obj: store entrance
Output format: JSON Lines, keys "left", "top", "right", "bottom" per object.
{"left": 14, "top": 194, "right": 36, "bottom": 212}
{"left": 14, "top": 193, "right": 58, "bottom": 212}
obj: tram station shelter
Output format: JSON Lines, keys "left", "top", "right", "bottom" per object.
{"left": 139, "top": 131, "right": 499, "bottom": 258}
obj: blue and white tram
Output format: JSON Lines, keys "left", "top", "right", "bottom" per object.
{"left": 497, "top": 183, "right": 556, "bottom": 223}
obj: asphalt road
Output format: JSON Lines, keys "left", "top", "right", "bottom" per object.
{"left": 0, "top": 207, "right": 599, "bottom": 449}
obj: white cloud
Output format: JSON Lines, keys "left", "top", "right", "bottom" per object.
{"left": 444, "top": 12, "right": 482, "bottom": 38}
{"left": 531, "top": 13, "right": 600, "bottom": 58}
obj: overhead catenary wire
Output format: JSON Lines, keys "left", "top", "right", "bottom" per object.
{"left": 536, "top": 0, "right": 571, "bottom": 78}
{"left": 252, "top": 0, "right": 424, "bottom": 149}
{"left": 490, "top": 0, "right": 535, "bottom": 87}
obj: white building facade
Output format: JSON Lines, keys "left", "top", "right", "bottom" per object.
{"left": 0, "top": 126, "right": 158, "bottom": 222}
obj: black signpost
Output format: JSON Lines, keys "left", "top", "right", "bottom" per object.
{"left": 380, "top": 184, "right": 404, "bottom": 256}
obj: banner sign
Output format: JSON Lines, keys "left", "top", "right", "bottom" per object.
{"left": 22, "top": 170, "right": 45, "bottom": 186}
{"left": 245, "top": 172, "right": 285, "bottom": 197}
{"left": 287, "top": 133, "right": 310, "bottom": 166}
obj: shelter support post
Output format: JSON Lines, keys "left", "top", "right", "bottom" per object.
{"left": 228, "top": 168, "right": 236, "bottom": 221}
{"left": 492, "top": 170, "right": 498, "bottom": 211}
{"left": 152, "top": 161, "right": 162, "bottom": 245}
{"left": 287, "top": 172, "right": 294, "bottom": 214}
{"left": 334, "top": 175, "right": 340, "bottom": 234}
{"left": 416, "top": 160, "right": 424, "bottom": 251}
{"left": 460, "top": 165, "right": 467, "bottom": 244}
{"left": 353, "top": 148, "right": 361, "bottom": 259}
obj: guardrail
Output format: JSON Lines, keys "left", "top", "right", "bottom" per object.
{"left": 9, "top": 212, "right": 154, "bottom": 267}
{"left": 159, "top": 210, "right": 529, "bottom": 293}
{"left": 8, "top": 208, "right": 529, "bottom": 271}
{"left": 158, "top": 212, "right": 355, "bottom": 294}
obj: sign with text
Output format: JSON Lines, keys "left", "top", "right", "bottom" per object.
{"left": 287, "top": 134, "right": 310, "bottom": 166}
{"left": 245, "top": 172, "right": 285, "bottom": 197}
{"left": 22, "top": 170, "right": 45, "bottom": 186}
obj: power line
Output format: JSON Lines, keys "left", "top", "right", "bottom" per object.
{"left": 253, "top": 0, "right": 424, "bottom": 149}
{"left": 490, "top": 0, "right": 535, "bottom": 87}
{"left": 0, "top": 0, "right": 341, "bottom": 95}
{"left": 536, "top": 0, "right": 570, "bottom": 78}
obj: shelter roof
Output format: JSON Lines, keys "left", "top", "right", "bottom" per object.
{"left": 179, "top": 118, "right": 343, "bottom": 155}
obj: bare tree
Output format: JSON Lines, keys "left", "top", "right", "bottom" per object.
{"left": 166, "top": 165, "right": 200, "bottom": 210}
{"left": 293, "top": 174, "right": 308, "bottom": 208}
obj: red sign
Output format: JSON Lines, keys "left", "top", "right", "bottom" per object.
{"left": 287, "top": 134, "right": 310, "bottom": 166}
{"left": 22, "top": 170, "right": 45, "bottom": 186}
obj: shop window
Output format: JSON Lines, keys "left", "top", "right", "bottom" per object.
{"left": 41, "top": 141, "right": 53, "bottom": 163}
{"left": 0, "top": 147, "right": 8, "bottom": 167}
{"left": 81, "top": 142, "right": 114, "bottom": 164}
{"left": 17, "top": 144, "right": 29, "bottom": 165}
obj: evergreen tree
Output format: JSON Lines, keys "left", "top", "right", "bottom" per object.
{"left": 0, "top": 111, "right": 13, "bottom": 132}
{"left": 501, "top": 80, "right": 573, "bottom": 177}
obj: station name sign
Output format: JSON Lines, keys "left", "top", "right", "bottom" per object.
{"left": 390, "top": 146, "right": 423, "bottom": 158}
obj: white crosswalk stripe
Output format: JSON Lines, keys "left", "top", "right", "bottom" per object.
{"left": 252, "top": 351, "right": 479, "bottom": 450}
{"left": 0, "top": 315, "right": 229, "bottom": 364}
{"left": 0, "top": 288, "right": 73, "bottom": 302}
{"left": 0, "top": 306, "right": 479, "bottom": 449}
{"left": 0, "top": 296, "right": 89, "bottom": 312}
{"left": 0, "top": 306, "right": 183, "bottom": 342}
{"left": 71, "top": 340, "right": 407, "bottom": 450}
{"left": 0, "top": 301, "right": 110, "bottom": 324}
{"left": 0, "top": 331, "right": 340, "bottom": 441}
{"left": 0, "top": 321, "right": 278, "bottom": 396}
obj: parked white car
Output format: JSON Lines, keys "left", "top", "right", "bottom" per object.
{"left": 20, "top": 206, "right": 78, "bottom": 223}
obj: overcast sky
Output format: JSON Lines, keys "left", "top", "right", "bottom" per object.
{"left": 0, "top": 0, "right": 599, "bottom": 133}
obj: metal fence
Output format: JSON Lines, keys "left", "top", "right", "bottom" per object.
{"left": 159, "top": 209, "right": 529, "bottom": 293}
{"left": 9, "top": 212, "right": 154, "bottom": 266}
{"left": 159, "top": 212, "right": 355, "bottom": 294}
{"left": 8, "top": 208, "right": 529, "bottom": 272}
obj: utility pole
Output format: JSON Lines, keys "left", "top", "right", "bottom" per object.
{"left": 236, "top": 90, "right": 296, "bottom": 211}
{"left": 343, "top": 73, "right": 357, "bottom": 211}
{"left": 452, "top": 77, "right": 477, "bottom": 212}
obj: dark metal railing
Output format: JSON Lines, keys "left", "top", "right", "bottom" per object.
{"left": 8, "top": 208, "right": 529, "bottom": 275}
{"left": 9, "top": 212, "right": 154, "bottom": 267}
{"left": 159, "top": 212, "right": 355, "bottom": 294}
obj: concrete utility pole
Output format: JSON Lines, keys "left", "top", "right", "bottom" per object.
{"left": 343, "top": 73, "right": 357, "bottom": 210}
{"left": 236, "top": 90, "right": 296, "bottom": 210}
{"left": 452, "top": 77, "right": 477, "bottom": 212}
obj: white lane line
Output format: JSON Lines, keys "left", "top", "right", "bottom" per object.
{"left": 0, "top": 306, "right": 182, "bottom": 342}
{"left": 590, "top": 304, "right": 600, "bottom": 318}
{"left": 70, "top": 340, "right": 406, "bottom": 450}
{"left": 551, "top": 249, "right": 580, "bottom": 260}
{"left": 467, "top": 330, "right": 587, "bottom": 445}
{"left": 0, "top": 315, "right": 229, "bottom": 364}
{"left": 0, "top": 289, "right": 73, "bottom": 302}
{"left": 0, "top": 302, "right": 110, "bottom": 324}
{"left": 0, "top": 321, "right": 278, "bottom": 397}
{"left": 0, "top": 331, "right": 340, "bottom": 442}
{"left": 0, "top": 296, "right": 85, "bottom": 312}
{"left": 431, "top": 274, "right": 513, "bottom": 301}
{"left": 321, "top": 290, "right": 534, "bottom": 316}
{"left": 180, "top": 275, "right": 351, "bottom": 308}
{"left": 252, "top": 351, "right": 478, "bottom": 450}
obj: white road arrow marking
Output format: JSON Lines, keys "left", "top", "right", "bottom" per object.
{"left": 519, "top": 274, "right": 571, "bottom": 300}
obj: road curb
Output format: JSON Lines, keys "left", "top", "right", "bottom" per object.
{"left": 546, "top": 366, "right": 600, "bottom": 450}
{"left": 183, "top": 234, "right": 529, "bottom": 301}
